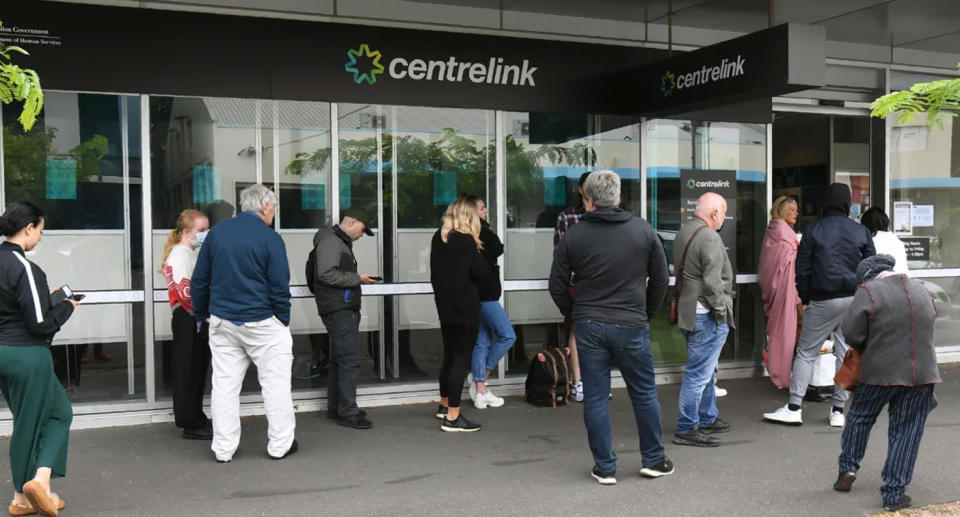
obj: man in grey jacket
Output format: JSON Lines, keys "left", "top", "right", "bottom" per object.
{"left": 549, "top": 170, "right": 673, "bottom": 485}
{"left": 672, "top": 192, "right": 734, "bottom": 448}
{"left": 311, "top": 207, "right": 378, "bottom": 429}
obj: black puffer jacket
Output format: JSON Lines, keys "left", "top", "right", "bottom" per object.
{"left": 795, "top": 184, "right": 876, "bottom": 303}
{"left": 478, "top": 220, "right": 504, "bottom": 301}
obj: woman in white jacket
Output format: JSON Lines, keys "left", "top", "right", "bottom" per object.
{"left": 861, "top": 208, "right": 908, "bottom": 274}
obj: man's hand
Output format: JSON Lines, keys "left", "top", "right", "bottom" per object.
{"left": 360, "top": 273, "right": 379, "bottom": 285}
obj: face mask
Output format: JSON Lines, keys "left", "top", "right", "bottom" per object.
{"left": 191, "top": 230, "right": 208, "bottom": 248}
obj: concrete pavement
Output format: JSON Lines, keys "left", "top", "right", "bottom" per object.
{"left": 2, "top": 365, "right": 958, "bottom": 517}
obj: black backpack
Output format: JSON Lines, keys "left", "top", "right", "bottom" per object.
{"left": 525, "top": 347, "right": 571, "bottom": 408}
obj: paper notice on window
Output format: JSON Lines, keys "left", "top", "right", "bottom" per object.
{"left": 893, "top": 201, "right": 913, "bottom": 235}
{"left": 912, "top": 205, "right": 934, "bottom": 227}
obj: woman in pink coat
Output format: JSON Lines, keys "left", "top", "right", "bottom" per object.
{"left": 758, "top": 197, "right": 801, "bottom": 389}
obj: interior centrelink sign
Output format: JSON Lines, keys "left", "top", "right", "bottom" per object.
{"left": 629, "top": 23, "right": 825, "bottom": 117}
{"left": 3, "top": 0, "right": 659, "bottom": 114}
{"left": 344, "top": 43, "right": 539, "bottom": 87}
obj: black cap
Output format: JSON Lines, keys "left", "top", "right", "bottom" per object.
{"left": 342, "top": 207, "right": 374, "bottom": 236}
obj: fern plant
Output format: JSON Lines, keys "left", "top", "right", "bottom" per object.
{"left": 871, "top": 63, "right": 960, "bottom": 130}
{"left": 0, "top": 20, "right": 44, "bottom": 131}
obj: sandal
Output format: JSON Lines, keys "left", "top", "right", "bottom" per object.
{"left": 8, "top": 497, "right": 66, "bottom": 516}
{"left": 20, "top": 482, "right": 58, "bottom": 517}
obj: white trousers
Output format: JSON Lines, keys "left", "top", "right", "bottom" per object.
{"left": 209, "top": 315, "right": 295, "bottom": 460}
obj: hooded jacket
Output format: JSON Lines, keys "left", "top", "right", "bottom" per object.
{"left": 795, "top": 184, "right": 876, "bottom": 303}
{"left": 549, "top": 207, "right": 669, "bottom": 327}
{"left": 312, "top": 225, "right": 362, "bottom": 316}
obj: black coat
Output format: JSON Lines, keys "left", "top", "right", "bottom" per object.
{"left": 478, "top": 220, "right": 504, "bottom": 301}
{"left": 430, "top": 230, "right": 489, "bottom": 325}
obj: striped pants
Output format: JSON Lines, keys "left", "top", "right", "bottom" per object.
{"left": 838, "top": 383, "right": 934, "bottom": 505}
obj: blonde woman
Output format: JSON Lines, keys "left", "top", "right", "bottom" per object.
{"left": 757, "top": 196, "right": 800, "bottom": 389}
{"left": 161, "top": 209, "right": 212, "bottom": 440}
{"left": 430, "top": 195, "right": 489, "bottom": 432}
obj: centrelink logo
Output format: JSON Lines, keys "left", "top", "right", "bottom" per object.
{"left": 344, "top": 44, "right": 538, "bottom": 87}
{"left": 663, "top": 55, "right": 746, "bottom": 95}
{"left": 689, "top": 179, "right": 731, "bottom": 189}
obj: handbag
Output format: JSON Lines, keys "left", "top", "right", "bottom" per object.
{"left": 834, "top": 348, "right": 862, "bottom": 391}
{"left": 669, "top": 225, "right": 708, "bottom": 326}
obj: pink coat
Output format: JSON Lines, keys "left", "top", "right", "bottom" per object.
{"left": 757, "top": 219, "right": 801, "bottom": 389}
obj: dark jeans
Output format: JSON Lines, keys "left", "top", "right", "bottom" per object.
{"left": 321, "top": 309, "right": 363, "bottom": 417}
{"left": 439, "top": 323, "right": 478, "bottom": 408}
{"left": 171, "top": 307, "right": 210, "bottom": 429}
{"left": 839, "top": 383, "right": 934, "bottom": 505}
{"left": 575, "top": 320, "right": 665, "bottom": 472}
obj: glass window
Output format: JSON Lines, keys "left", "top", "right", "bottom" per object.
{"left": 2, "top": 92, "right": 144, "bottom": 403}
{"left": 888, "top": 73, "right": 960, "bottom": 269}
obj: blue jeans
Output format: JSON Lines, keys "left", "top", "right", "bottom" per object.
{"left": 575, "top": 320, "right": 665, "bottom": 472}
{"left": 676, "top": 314, "right": 729, "bottom": 434}
{"left": 472, "top": 301, "right": 516, "bottom": 382}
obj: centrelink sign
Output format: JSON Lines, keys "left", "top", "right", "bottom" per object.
{"left": 662, "top": 55, "right": 746, "bottom": 97}
{"left": 344, "top": 43, "right": 538, "bottom": 87}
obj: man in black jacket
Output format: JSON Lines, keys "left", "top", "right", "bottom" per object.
{"left": 312, "top": 207, "right": 378, "bottom": 429}
{"left": 549, "top": 170, "right": 673, "bottom": 485}
{"left": 764, "top": 183, "right": 875, "bottom": 428}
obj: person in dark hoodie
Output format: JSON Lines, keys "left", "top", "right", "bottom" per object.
{"left": 764, "top": 183, "right": 875, "bottom": 428}
{"left": 832, "top": 254, "right": 940, "bottom": 512}
{"left": 464, "top": 194, "right": 515, "bottom": 410}
{"left": 549, "top": 170, "right": 672, "bottom": 485}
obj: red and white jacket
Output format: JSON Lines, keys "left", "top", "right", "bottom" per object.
{"left": 162, "top": 244, "right": 197, "bottom": 313}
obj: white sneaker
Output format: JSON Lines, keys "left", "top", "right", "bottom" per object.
{"left": 474, "top": 390, "right": 504, "bottom": 409}
{"left": 829, "top": 410, "right": 845, "bottom": 428}
{"left": 715, "top": 385, "right": 728, "bottom": 397}
{"left": 467, "top": 374, "right": 478, "bottom": 405}
{"left": 763, "top": 405, "right": 803, "bottom": 425}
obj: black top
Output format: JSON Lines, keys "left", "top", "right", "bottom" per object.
{"left": 477, "top": 220, "right": 504, "bottom": 301}
{"left": 430, "top": 230, "right": 489, "bottom": 325}
{"left": 549, "top": 207, "right": 669, "bottom": 327}
{"left": 0, "top": 241, "right": 74, "bottom": 347}
{"left": 311, "top": 225, "right": 362, "bottom": 315}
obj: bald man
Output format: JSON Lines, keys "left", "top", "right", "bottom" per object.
{"left": 671, "top": 192, "right": 735, "bottom": 447}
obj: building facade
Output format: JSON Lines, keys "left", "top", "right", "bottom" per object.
{"left": 1, "top": 0, "right": 958, "bottom": 430}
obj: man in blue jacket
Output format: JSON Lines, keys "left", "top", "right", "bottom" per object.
{"left": 763, "top": 183, "right": 875, "bottom": 428}
{"left": 192, "top": 184, "right": 296, "bottom": 463}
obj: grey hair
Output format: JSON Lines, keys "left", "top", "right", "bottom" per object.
{"left": 239, "top": 184, "right": 278, "bottom": 213}
{"left": 582, "top": 170, "right": 621, "bottom": 208}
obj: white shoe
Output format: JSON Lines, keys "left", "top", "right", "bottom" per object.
{"left": 763, "top": 405, "right": 803, "bottom": 425}
{"left": 474, "top": 390, "right": 504, "bottom": 409}
{"left": 829, "top": 410, "right": 845, "bottom": 428}
{"left": 467, "top": 374, "right": 478, "bottom": 405}
{"left": 715, "top": 385, "right": 728, "bottom": 397}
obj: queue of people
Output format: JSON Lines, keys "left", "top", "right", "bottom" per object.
{"left": 0, "top": 175, "right": 942, "bottom": 515}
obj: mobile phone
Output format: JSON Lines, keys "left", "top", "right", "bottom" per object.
{"left": 72, "top": 294, "right": 86, "bottom": 301}
{"left": 371, "top": 276, "right": 383, "bottom": 282}
{"left": 61, "top": 285, "right": 74, "bottom": 298}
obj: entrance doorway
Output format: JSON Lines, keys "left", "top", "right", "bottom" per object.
{"left": 772, "top": 112, "right": 873, "bottom": 233}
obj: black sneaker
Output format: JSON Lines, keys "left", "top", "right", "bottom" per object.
{"left": 591, "top": 466, "right": 617, "bottom": 485}
{"left": 326, "top": 409, "right": 367, "bottom": 420}
{"left": 435, "top": 405, "right": 448, "bottom": 420}
{"left": 337, "top": 414, "right": 373, "bottom": 429}
{"left": 700, "top": 418, "right": 731, "bottom": 434}
{"left": 440, "top": 415, "right": 481, "bottom": 433}
{"left": 833, "top": 471, "right": 856, "bottom": 492}
{"left": 883, "top": 495, "right": 911, "bottom": 512}
{"left": 639, "top": 456, "right": 675, "bottom": 478}
{"left": 672, "top": 430, "right": 720, "bottom": 447}
{"left": 269, "top": 439, "right": 299, "bottom": 460}
{"left": 182, "top": 427, "right": 213, "bottom": 440}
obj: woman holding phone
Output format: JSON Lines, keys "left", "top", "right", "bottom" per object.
{"left": 161, "top": 209, "right": 212, "bottom": 440}
{"left": 0, "top": 202, "right": 79, "bottom": 517}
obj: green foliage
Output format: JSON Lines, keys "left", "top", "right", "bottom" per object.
{"left": 871, "top": 63, "right": 960, "bottom": 130}
{"left": 2, "top": 124, "right": 112, "bottom": 203}
{"left": 283, "top": 127, "right": 596, "bottom": 227}
{"left": 0, "top": 20, "right": 44, "bottom": 131}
